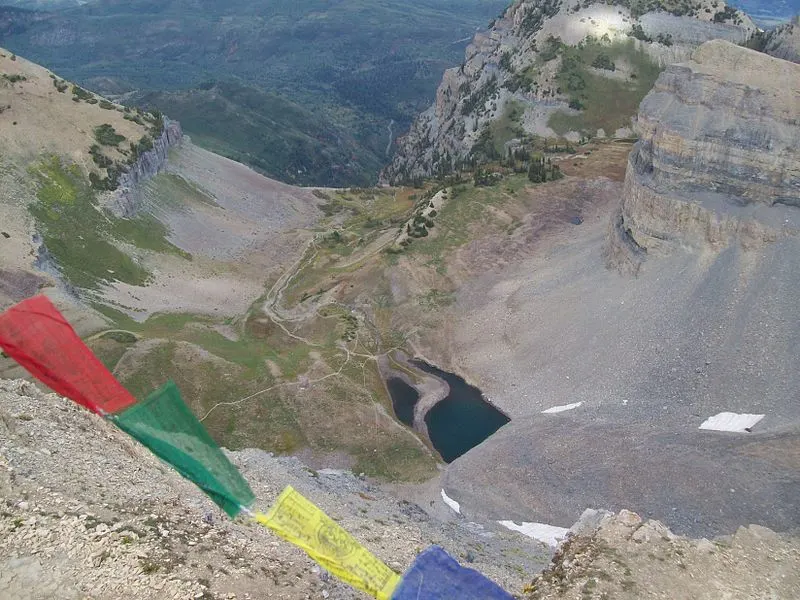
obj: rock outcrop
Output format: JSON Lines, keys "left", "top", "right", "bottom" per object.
{"left": 525, "top": 509, "right": 800, "bottom": 599}
{"left": 107, "top": 118, "right": 183, "bottom": 218}
{"left": 756, "top": 16, "right": 800, "bottom": 64}
{"left": 612, "top": 39, "right": 800, "bottom": 268}
{"left": 383, "top": 0, "right": 754, "bottom": 184}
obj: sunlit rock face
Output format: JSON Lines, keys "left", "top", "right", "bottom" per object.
{"left": 383, "top": 0, "right": 755, "bottom": 185}
{"left": 615, "top": 40, "right": 800, "bottom": 261}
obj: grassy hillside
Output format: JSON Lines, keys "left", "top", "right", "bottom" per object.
{"left": 548, "top": 37, "right": 662, "bottom": 135}
{"left": 0, "top": 0, "right": 510, "bottom": 186}
{"left": 28, "top": 157, "right": 190, "bottom": 289}
{"left": 0, "top": 48, "right": 437, "bottom": 480}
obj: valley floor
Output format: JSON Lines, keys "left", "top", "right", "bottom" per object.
{"left": 2, "top": 131, "right": 797, "bottom": 580}
{"left": 82, "top": 139, "right": 799, "bottom": 540}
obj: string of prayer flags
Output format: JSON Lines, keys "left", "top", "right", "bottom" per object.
{"left": 391, "top": 545, "right": 515, "bottom": 599}
{"left": 0, "top": 296, "right": 519, "bottom": 599}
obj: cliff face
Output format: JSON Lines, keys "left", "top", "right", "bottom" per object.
{"left": 758, "top": 16, "right": 800, "bottom": 64}
{"left": 383, "top": 0, "right": 754, "bottom": 184}
{"left": 612, "top": 39, "right": 800, "bottom": 268}
{"left": 107, "top": 118, "right": 183, "bottom": 218}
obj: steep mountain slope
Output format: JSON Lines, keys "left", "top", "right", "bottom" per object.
{"left": 0, "top": 47, "right": 320, "bottom": 324}
{"left": 0, "top": 49, "right": 443, "bottom": 482}
{"left": 440, "top": 40, "right": 799, "bottom": 537}
{"left": 0, "top": 48, "right": 175, "bottom": 331}
{"left": 0, "top": 0, "right": 510, "bottom": 186}
{"left": 748, "top": 15, "right": 800, "bottom": 62}
{"left": 0, "top": 378, "right": 550, "bottom": 599}
{"left": 384, "top": 0, "right": 756, "bottom": 184}
{"left": 3, "top": 380, "right": 798, "bottom": 599}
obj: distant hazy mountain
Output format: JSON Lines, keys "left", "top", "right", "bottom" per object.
{"left": 728, "top": 0, "right": 799, "bottom": 25}
{"left": 0, "top": 0, "right": 509, "bottom": 186}
{"left": 0, "top": 0, "right": 90, "bottom": 6}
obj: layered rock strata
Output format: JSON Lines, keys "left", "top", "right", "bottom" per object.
{"left": 108, "top": 118, "right": 183, "bottom": 217}
{"left": 612, "top": 39, "right": 800, "bottom": 268}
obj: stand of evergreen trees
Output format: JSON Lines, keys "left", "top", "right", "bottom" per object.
{"left": 527, "top": 154, "right": 563, "bottom": 183}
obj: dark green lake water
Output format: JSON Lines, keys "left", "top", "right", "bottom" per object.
{"left": 387, "top": 377, "right": 418, "bottom": 427}
{"left": 386, "top": 361, "right": 510, "bottom": 463}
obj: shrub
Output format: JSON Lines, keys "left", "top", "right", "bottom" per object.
{"left": 461, "top": 76, "right": 498, "bottom": 115}
{"left": 2, "top": 74, "right": 26, "bottom": 83}
{"left": 147, "top": 109, "right": 165, "bottom": 136}
{"left": 473, "top": 167, "right": 495, "bottom": 187}
{"left": 713, "top": 6, "right": 739, "bottom": 23}
{"left": 630, "top": 23, "right": 652, "bottom": 42}
{"left": 71, "top": 85, "right": 93, "bottom": 101}
{"left": 123, "top": 114, "right": 145, "bottom": 125}
{"left": 94, "top": 124, "right": 126, "bottom": 147}
{"left": 591, "top": 53, "right": 616, "bottom": 71}
{"left": 99, "top": 100, "right": 115, "bottom": 110}
{"left": 568, "top": 98, "right": 585, "bottom": 110}
{"left": 89, "top": 144, "right": 113, "bottom": 168}
{"left": 499, "top": 51, "right": 512, "bottom": 71}
{"left": 656, "top": 33, "right": 673, "bottom": 46}
{"left": 89, "top": 163, "right": 122, "bottom": 191}
{"left": 539, "top": 36, "right": 563, "bottom": 62}
{"left": 528, "top": 155, "right": 563, "bottom": 183}
{"left": 137, "top": 135, "right": 154, "bottom": 153}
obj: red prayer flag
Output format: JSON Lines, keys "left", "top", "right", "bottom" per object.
{"left": 0, "top": 295, "right": 137, "bottom": 415}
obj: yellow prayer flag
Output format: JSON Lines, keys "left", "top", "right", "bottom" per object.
{"left": 254, "top": 486, "right": 401, "bottom": 600}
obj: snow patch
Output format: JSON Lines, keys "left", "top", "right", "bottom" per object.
{"left": 441, "top": 489, "right": 461, "bottom": 514}
{"left": 498, "top": 520, "right": 569, "bottom": 547}
{"left": 699, "top": 412, "right": 764, "bottom": 432}
{"left": 542, "top": 402, "right": 583, "bottom": 414}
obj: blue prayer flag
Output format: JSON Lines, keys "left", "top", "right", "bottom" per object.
{"left": 392, "top": 546, "right": 514, "bottom": 600}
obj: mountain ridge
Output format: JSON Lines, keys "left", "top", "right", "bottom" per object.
{"left": 441, "top": 38, "right": 799, "bottom": 539}
{"left": 2, "top": 18, "right": 800, "bottom": 600}
{"left": 383, "top": 0, "right": 757, "bottom": 185}
{"left": 0, "top": 0, "right": 511, "bottom": 186}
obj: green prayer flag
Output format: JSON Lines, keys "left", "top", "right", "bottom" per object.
{"left": 113, "top": 381, "right": 255, "bottom": 517}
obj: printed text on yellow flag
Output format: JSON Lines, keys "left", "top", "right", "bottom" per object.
{"left": 254, "top": 486, "right": 401, "bottom": 600}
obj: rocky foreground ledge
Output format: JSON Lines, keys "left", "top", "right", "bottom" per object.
{"left": 0, "top": 378, "right": 549, "bottom": 599}
{"left": 525, "top": 509, "right": 800, "bottom": 599}
{"left": 2, "top": 376, "right": 799, "bottom": 599}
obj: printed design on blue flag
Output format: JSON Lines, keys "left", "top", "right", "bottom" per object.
{"left": 392, "top": 545, "right": 515, "bottom": 600}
